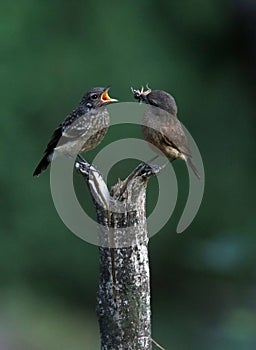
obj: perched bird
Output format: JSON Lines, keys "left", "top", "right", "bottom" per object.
{"left": 132, "top": 85, "right": 200, "bottom": 178}
{"left": 33, "top": 86, "right": 118, "bottom": 176}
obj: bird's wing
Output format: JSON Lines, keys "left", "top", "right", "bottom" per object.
{"left": 160, "top": 122, "right": 192, "bottom": 157}
{"left": 62, "top": 117, "right": 90, "bottom": 139}
{"left": 43, "top": 111, "right": 90, "bottom": 154}
{"left": 44, "top": 125, "right": 63, "bottom": 154}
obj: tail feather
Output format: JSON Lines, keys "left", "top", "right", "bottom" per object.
{"left": 187, "top": 157, "right": 200, "bottom": 179}
{"left": 33, "top": 154, "right": 50, "bottom": 176}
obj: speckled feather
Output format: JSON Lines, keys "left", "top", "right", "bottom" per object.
{"left": 33, "top": 87, "right": 115, "bottom": 176}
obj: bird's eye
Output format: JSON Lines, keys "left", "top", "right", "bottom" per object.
{"left": 91, "top": 94, "right": 98, "bottom": 100}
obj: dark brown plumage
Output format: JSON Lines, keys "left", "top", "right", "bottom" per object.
{"left": 132, "top": 86, "right": 200, "bottom": 179}
{"left": 33, "top": 86, "right": 118, "bottom": 176}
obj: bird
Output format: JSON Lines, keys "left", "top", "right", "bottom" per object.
{"left": 132, "top": 85, "right": 200, "bottom": 179}
{"left": 33, "top": 86, "right": 118, "bottom": 176}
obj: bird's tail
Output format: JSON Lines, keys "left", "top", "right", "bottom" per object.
{"left": 33, "top": 153, "right": 50, "bottom": 176}
{"left": 187, "top": 157, "right": 200, "bottom": 179}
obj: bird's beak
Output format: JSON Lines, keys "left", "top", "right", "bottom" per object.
{"left": 100, "top": 87, "right": 118, "bottom": 103}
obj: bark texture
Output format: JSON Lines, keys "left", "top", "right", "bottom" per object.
{"left": 76, "top": 161, "right": 161, "bottom": 350}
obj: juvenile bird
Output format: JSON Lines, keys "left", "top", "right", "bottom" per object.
{"left": 132, "top": 86, "right": 200, "bottom": 179}
{"left": 33, "top": 86, "right": 118, "bottom": 176}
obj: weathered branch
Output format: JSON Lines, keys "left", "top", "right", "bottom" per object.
{"left": 76, "top": 160, "right": 163, "bottom": 350}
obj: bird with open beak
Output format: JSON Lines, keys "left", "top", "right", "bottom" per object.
{"left": 33, "top": 86, "right": 118, "bottom": 176}
{"left": 132, "top": 85, "right": 200, "bottom": 179}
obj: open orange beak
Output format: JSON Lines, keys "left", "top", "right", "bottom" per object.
{"left": 100, "top": 87, "right": 118, "bottom": 104}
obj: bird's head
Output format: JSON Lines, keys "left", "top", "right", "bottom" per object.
{"left": 81, "top": 86, "right": 118, "bottom": 109}
{"left": 132, "top": 85, "right": 177, "bottom": 115}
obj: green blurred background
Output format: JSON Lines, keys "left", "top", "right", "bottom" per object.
{"left": 1, "top": 0, "right": 256, "bottom": 349}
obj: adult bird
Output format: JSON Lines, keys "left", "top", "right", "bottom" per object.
{"left": 33, "top": 86, "right": 118, "bottom": 176}
{"left": 132, "top": 85, "right": 200, "bottom": 179}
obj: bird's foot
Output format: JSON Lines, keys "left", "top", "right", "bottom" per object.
{"left": 112, "top": 159, "right": 165, "bottom": 200}
{"left": 75, "top": 157, "right": 102, "bottom": 177}
{"left": 144, "top": 155, "right": 159, "bottom": 165}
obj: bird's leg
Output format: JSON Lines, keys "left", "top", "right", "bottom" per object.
{"left": 113, "top": 157, "right": 164, "bottom": 200}
{"left": 76, "top": 154, "right": 103, "bottom": 176}
{"left": 144, "top": 154, "right": 159, "bottom": 165}
{"left": 77, "top": 154, "right": 87, "bottom": 163}
{"left": 75, "top": 154, "right": 91, "bottom": 174}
